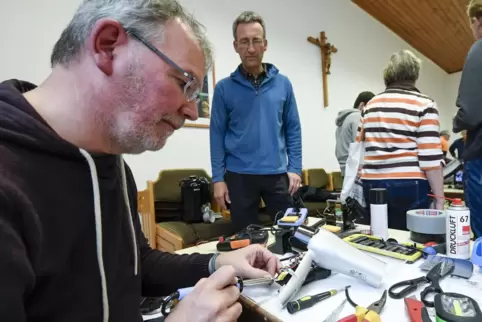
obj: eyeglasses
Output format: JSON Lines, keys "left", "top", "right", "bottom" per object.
{"left": 128, "top": 31, "right": 201, "bottom": 103}
{"left": 236, "top": 38, "right": 264, "bottom": 49}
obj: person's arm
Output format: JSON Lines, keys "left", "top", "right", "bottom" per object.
{"left": 453, "top": 39, "right": 482, "bottom": 133}
{"left": 124, "top": 166, "right": 214, "bottom": 297}
{"left": 283, "top": 79, "right": 302, "bottom": 175}
{"left": 449, "top": 140, "right": 457, "bottom": 158}
{"left": 417, "top": 102, "right": 444, "bottom": 198}
{"left": 137, "top": 222, "right": 214, "bottom": 297}
{"left": 0, "top": 179, "right": 38, "bottom": 322}
{"left": 209, "top": 84, "right": 228, "bottom": 183}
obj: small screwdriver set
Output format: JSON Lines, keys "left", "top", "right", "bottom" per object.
{"left": 343, "top": 234, "right": 423, "bottom": 263}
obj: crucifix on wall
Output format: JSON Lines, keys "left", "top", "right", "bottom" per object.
{"left": 307, "top": 31, "right": 337, "bottom": 107}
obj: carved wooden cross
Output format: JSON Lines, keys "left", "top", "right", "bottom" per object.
{"left": 307, "top": 31, "right": 338, "bottom": 107}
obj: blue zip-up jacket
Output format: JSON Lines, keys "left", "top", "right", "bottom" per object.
{"left": 209, "top": 64, "right": 302, "bottom": 183}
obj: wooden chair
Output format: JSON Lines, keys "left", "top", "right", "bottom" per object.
{"left": 138, "top": 183, "right": 156, "bottom": 249}
{"left": 138, "top": 169, "right": 232, "bottom": 252}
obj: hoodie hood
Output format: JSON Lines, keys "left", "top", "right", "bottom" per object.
{"left": 0, "top": 79, "right": 83, "bottom": 159}
{"left": 335, "top": 109, "right": 360, "bottom": 127}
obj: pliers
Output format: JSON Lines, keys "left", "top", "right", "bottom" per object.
{"left": 337, "top": 288, "right": 387, "bottom": 322}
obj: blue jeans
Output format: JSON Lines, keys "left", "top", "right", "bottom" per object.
{"left": 361, "top": 179, "right": 430, "bottom": 231}
{"left": 464, "top": 159, "right": 482, "bottom": 238}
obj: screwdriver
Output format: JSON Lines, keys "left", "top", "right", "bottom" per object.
{"left": 287, "top": 286, "right": 351, "bottom": 314}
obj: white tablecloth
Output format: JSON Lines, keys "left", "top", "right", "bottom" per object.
{"left": 147, "top": 219, "right": 482, "bottom": 321}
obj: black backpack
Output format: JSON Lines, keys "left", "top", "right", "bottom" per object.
{"left": 179, "top": 175, "right": 211, "bottom": 223}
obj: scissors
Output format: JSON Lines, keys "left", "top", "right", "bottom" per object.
{"left": 337, "top": 288, "right": 387, "bottom": 322}
{"left": 388, "top": 261, "right": 454, "bottom": 307}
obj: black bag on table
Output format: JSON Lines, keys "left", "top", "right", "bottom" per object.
{"left": 179, "top": 175, "right": 211, "bottom": 223}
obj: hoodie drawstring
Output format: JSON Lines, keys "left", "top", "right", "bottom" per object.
{"left": 79, "top": 149, "right": 139, "bottom": 322}
{"left": 119, "top": 157, "right": 139, "bottom": 276}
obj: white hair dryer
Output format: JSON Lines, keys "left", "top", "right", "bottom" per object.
{"left": 278, "top": 226, "right": 387, "bottom": 307}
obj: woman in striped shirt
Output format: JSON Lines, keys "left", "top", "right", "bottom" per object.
{"left": 356, "top": 50, "right": 445, "bottom": 231}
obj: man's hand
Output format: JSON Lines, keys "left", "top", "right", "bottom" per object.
{"left": 166, "top": 266, "right": 242, "bottom": 322}
{"left": 287, "top": 172, "right": 301, "bottom": 195}
{"left": 214, "top": 244, "right": 281, "bottom": 279}
{"left": 214, "top": 182, "right": 230, "bottom": 210}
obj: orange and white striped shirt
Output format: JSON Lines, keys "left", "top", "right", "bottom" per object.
{"left": 356, "top": 87, "right": 443, "bottom": 180}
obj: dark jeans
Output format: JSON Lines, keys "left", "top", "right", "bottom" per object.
{"left": 361, "top": 179, "right": 430, "bottom": 231}
{"left": 465, "top": 159, "right": 482, "bottom": 239}
{"left": 225, "top": 171, "right": 292, "bottom": 232}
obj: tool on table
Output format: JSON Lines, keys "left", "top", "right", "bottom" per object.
{"left": 388, "top": 261, "right": 454, "bottom": 307}
{"left": 444, "top": 198, "right": 471, "bottom": 260}
{"left": 369, "top": 188, "right": 388, "bottom": 240}
{"left": 216, "top": 225, "right": 269, "bottom": 251}
{"left": 404, "top": 296, "right": 432, "bottom": 322}
{"left": 140, "top": 297, "right": 164, "bottom": 316}
{"left": 323, "top": 299, "right": 347, "bottom": 322}
{"left": 279, "top": 228, "right": 387, "bottom": 307}
{"left": 160, "top": 276, "right": 276, "bottom": 315}
{"left": 286, "top": 285, "right": 350, "bottom": 314}
{"left": 420, "top": 255, "right": 473, "bottom": 279}
{"left": 277, "top": 227, "right": 387, "bottom": 307}
{"left": 276, "top": 263, "right": 331, "bottom": 287}
{"left": 434, "top": 292, "right": 482, "bottom": 322}
{"left": 277, "top": 205, "right": 309, "bottom": 228}
{"left": 242, "top": 276, "right": 278, "bottom": 286}
{"left": 422, "top": 242, "right": 446, "bottom": 259}
{"left": 471, "top": 237, "right": 482, "bottom": 272}
{"left": 337, "top": 288, "right": 387, "bottom": 322}
{"left": 406, "top": 209, "right": 446, "bottom": 244}
{"left": 343, "top": 233, "right": 423, "bottom": 263}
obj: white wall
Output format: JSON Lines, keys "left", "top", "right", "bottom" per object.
{"left": 0, "top": 0, "right": 456, "bottom": 189}
{"left": 442, "top": 72, "right": 463, "bottom": 142}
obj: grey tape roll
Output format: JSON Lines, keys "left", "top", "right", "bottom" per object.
{"left": 406, "top": 209, "right": 446, "bottom": 234}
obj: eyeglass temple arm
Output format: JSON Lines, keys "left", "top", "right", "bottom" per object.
{"left": 127, "top": 30, "right": 191, "bottom": 79}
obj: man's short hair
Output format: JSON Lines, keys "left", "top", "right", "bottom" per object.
{"left": 50, "top": 0, "right": 213, "bottom": 73}
{"left": 440, "top": 130, "right": 450, "bottom": 137}
{"left": 232, "top": 11, "right": 266, "bottom": 40}
{"left": 383, "top": 50, "right": 421, "bottom": 87}
{"left": 353, "top": 91, "right": 375, "bottom": 109}
{"left": 468, "top": 0, "right": 482, "bottom": 19}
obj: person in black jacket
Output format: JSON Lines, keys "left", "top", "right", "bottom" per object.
{"left": 453, "top": 0, "right": 482, "bottom": 238}
{"left": 448, "top": 131, "right": 466, "bottom": 160}
{"left": 0, "top": 1, "right": 280, "bottom": 321}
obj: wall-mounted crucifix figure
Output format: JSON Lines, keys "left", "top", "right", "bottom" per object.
{"left": 307, "top": 31, "right": 337, "bottom": 107}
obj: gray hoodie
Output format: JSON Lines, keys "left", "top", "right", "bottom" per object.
{"left": 335, "top": 109, "right": 361, "bottom": 175}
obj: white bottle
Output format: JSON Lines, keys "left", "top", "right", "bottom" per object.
{"left": 370, "top": 188, "right": 388, "bottom": 239}
{"left": 446, "top": 199, "right": 471, "bottom": 260}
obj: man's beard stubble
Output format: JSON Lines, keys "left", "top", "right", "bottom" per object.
{"left": 106, "top": 63, "right": 166, "bottom": 155}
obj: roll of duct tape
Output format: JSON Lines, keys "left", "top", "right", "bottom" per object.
{"left": 406, "top": 209, "right": 446, "bottom": 235}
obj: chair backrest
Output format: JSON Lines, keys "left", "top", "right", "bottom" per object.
{"left": 152, "top": 169, "right": 211, "bottom": 202}
{"left": 138, "top": 184, "right": 156, "bottom": 248}
{"left": 303, "top": 168, "right": 330, "bottom": 188}
{"left": 331, "top": 171, "right": 343, "bottom": 191}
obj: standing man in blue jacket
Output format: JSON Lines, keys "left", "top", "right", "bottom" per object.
{"left": 210, "top": 11, "right": 302, "bottom": 232}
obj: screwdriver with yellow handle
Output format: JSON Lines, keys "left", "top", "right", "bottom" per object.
{"left": 287, "top": 286, "right": 351, "bottom": 314}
